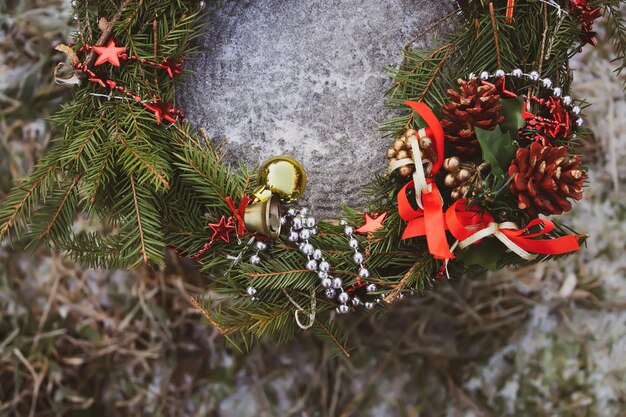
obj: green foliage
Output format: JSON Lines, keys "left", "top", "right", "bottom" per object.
{"left": 0, "top": 0, "right": 608, "bottom": 346}
{"left": 499, "top": 96, "right": 525, "bottom": 139}
{"left": 476, "top": 125, "right": 517, "bottom": 176}
{"left": 0, "top": 0, "right": 205, "bottom": 268}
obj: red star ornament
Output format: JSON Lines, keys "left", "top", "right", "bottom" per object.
{"left": 160, "top": 58, "right": 183, "bottom": 78}
{"left": 92, "top": 39, "right": 127, "bottom": 67}
{"left": 209, "top": 216, "right": 236, "bottom": 243}
{"left": 142, "top": 100, "right": 180, "bottom": 124}
{"left": 482, "top": 76, "right": 517, "bottom": 98}
{"left": 355, "top": 212, "right": 388, "bottom": 235}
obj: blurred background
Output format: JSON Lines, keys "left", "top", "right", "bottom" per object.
{"left": 0, "top": 1, "right": 625, "bottom": 416}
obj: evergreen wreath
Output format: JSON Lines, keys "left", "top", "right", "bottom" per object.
{"left": 1, "top": 0, "right": 624, "bottom": 355}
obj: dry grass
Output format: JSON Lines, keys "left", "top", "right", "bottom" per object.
{"left": 0, "top": 1, "right": 624, "bottom": 416}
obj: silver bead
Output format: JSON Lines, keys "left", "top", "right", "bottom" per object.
{"left": 576, "top": 117, "right": 584, "bottom": 127}
{"left": 495, "top": 69, "right": 505, "bottom": 78}
{"left": 563, "top": 96, "right": 572, "bottom": 106}
{"left": 542, "top": 78, "right": 553, "bottom": 88}
{"left": 280, "top": 216, "right": 287, "bottom": 225}
{"left": 249, "top": 255, "right": 261, "bottom": 265}
{"left": 338, "top": 292, "right": 350, "bottom": 303}
{"left": 511, "top": 68, "right": 523, "bottom": 78}
{"left": 287, "top": 208, "right": 297, "bottom": 217}
{"left": 319, "top": 261, "right": 330, "bottom": 273}
{"left": 299, "top": 229, "right": 311, "bottom": 240}
{"left": 366, "top": 283, "right": 377, "bottom": 293}
{"left": 480, "top": 71, "right": 490, "bottom": 80}
{"left": 332, "top": 277, "right": 343, "bottom": 289}
{"left": 318, "top": 271, "right": 328, "bottom": 280}
{"left": 348, "top": 238, "right": 359, "bottom": 249}
{"left": 73, "top": 14, "right": 78, "bottom": 21}
{"left": 572, "top": 105, "right": 581, "bottom": 115}
{"left": 529, "top": 71, "right": 540, "bottom": 81}
{"left": 468, "top": 72, "right": 476, "bottom": 80}
{"left": 291, "top": 217, "right": 303, "bottom": 230}
{"left": 353, "top": 252, "right": 364, "bottom": 264}
{"left": 339, "top": 219, "right": 347, "bottom": 225}
{"left": 364, "top": 302, "right": 375, "bottom": 310}
{"left": 553, "top": 87, "right": 562, "bottom": 97}
{"left": 306, "top": 259, "right": 318, "bottom": 271}
{"left": 344, "top": 226, "right": 354, "bottom": 236}
{"left": 300, "top": 208, "right": 309, "bottom": 217}
{"left": 305, "top": 217, "right": 316, "bottom": 228}
{"left": 199, "top": 0, "right": 206, "bottom": 9}
{"left": 301, "top": 243, "right": 314, "bottom": 256}
{"left": 358, "top": 268, "right": 370, "bottom": 279}
{"left": 337, "top": 304, "right": 350, "bottom": 314}
{"left": 288, "top": 231, "right": 299, "bottom": 242}
{"left": 351, "top": 297, "right": 361, "bottom": 307}
{"left": 325, "top": 288, "right": 336, "bottom": 299}
{"left": 313, "top": 249, "right": 323, "bottom": 260}
{"left": 321, "top": 277, "right": 333, "bottom": 288}
{"left": 309, "top": 227, "right": 318, "bottom": 236}
{"left": 256, "top": 241, "right": 268, "bottom": 251}
{"left": 71, "top": 0, "right": 77, "bottom": 6}
{"left": 246, "top": 286, "right": 257, "bottom": 296}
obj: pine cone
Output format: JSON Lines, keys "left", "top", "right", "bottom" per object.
{"left": 508, "top": 143, "right": 586, "bottom": 216}
{"left": 441, "top": 78, "right": 504, "bottom": 155}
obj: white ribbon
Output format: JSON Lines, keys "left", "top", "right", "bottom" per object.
{"left": 387, "top": 128, "right": 433, "bottom": 210}
{"left": 282, "top": 288, "right": 316, "bottom": 330}
{"left": 458, "top": 221, "right": 537, "bottom": 261}
{"left": 444, "top": 221, "right": 537, "bottom": 279}
{"left": 538, "top": 0, "right": 567, "bottom": 17}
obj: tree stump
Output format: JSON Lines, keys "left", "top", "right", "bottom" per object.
{"left": 179, "top": 0, "right": 456, "bottom": 217}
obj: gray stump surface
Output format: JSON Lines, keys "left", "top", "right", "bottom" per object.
{"left": 178, "top": 0, "right": 455, "bottom": 218}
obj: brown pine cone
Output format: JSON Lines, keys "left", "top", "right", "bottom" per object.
{"left": 441, "top": 78, "right": 504, "bottom": 155}
{"left": 508, "top": 142, "right": 587, "bottom": 216}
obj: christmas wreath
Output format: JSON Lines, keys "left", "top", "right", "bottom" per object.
{"left": 1, "top": 0, "right": 623, "bottom": 354}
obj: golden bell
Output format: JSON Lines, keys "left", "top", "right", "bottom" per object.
{"left": 243, "top": 194, "right": 282, "bottom": 239}
{"left": 254, "top": 156, "right": 306, "bottom": 203}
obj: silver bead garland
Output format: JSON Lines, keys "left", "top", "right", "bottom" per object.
{"left": 468, "top": 69, "right": 584, "bottom": 128}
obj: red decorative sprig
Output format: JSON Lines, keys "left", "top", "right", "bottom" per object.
{"left": 570, "top": 0, "right": 602, "bottom": 49}
{"left": 75, "top": 38, "right": 186, "bottom": 124}
{"left": 520, "top": 96, "right": 575, "bottom": 145}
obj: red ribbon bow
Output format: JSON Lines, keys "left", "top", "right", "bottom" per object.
{"left": 445, "top": 200, "right": 581, "bottom": 257}
{"left": 225, "top": 195, "right": 251, "bottom": 236}
{"left": 397, "top": 101, "right": 453, "bottom": 260}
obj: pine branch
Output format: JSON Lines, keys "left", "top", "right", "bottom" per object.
{"left": 0, "top": 150, "right": 62, "bottom": 240}
{"left": 604, "top": 2, "right": 626, "bottom": 78}
{"left": 130, "top": 175, "right": 149, "bottom": 265}
{"left": 313, "top": 321, "right": 351, "bottom": 358}
{"left": 33, "top": 175, "right": 81, "bottom": 243}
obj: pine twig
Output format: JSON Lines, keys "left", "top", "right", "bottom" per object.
{"left": 315, "top": 322, "right": 351, "bottom": 358}
{"left": 37, "top": 175, "right": 81, "bottom": 241}
{"left": 489, "top": 2, "right": 502, "bottom": 70}
{"left": 188, "top": 296, "right": 239, "bottom": 335}
{"left": 129, "top": 175, "right": 149, "bottom": 264}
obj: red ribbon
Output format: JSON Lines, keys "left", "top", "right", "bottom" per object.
{"left": 225, "top": 195, "right": 251, "bottom": 236}
{"left": 404, "top": 101, "right": 445, "bottom": 174}
{"left": 446, "top": 200, "right": 581, "bottom": 256}
{"left": 397, "top": 101, "right": 453, "bottom": 260}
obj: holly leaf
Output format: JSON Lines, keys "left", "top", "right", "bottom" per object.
{"left": 475, "top": 125, "right": 517, "bottom": 177}
{"left": 499, "top": 96, "right": 525, "bottom": 140}
{"left": 455, "top": 238, "right": 507, "bottom": 272}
